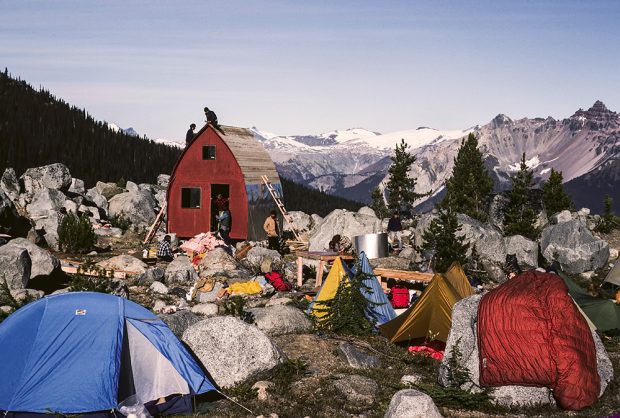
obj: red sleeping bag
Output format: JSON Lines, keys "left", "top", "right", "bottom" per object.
{"left": 477, "top": 271, "right": 599, "bottom": 410}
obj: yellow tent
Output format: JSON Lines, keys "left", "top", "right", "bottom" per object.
{"left": 307, "top": 257, "right": 349, "bottom": 320}
{"left": 379, "top": 262, "right": 474, "bottom": 343}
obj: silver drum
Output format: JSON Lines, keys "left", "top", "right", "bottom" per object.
{"left": 353, "top": 232, "right": 388, "bottom": 259}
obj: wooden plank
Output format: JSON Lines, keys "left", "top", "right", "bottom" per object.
{"left": 60, "top": 264, "right": 128, "bottom": 280}
{"left": 373, "top": 268, "right": 434, "bottom": 282}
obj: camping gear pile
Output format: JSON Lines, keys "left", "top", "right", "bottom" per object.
{"left": 0, "top": 292, "right": 217, "bottom": 417}
{"left": 180, "top": 232, "right": 229, "bottom": 265}
{"left": 478, "top": 271, "right": 600, "bottom": 410}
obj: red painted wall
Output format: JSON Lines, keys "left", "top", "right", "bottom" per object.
{"left": 167, "top": 126, "right": 249, "bottom": 239}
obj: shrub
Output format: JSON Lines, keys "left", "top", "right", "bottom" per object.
{"left": 58, "top": 213, "right": 96, "bottom": 253}
{"left": 221, "top": 295, "right": 255, "bottom": 324}
{"left": 109, "top": 214, "right": 131, "bottom": 231}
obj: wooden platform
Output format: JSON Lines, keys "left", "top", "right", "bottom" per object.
{"left": 295, "top": 251, "right": 355, "bottom": 287}
{"left": 60, "top": 259, "right": 141, "bottom": 280}
{"left": 373, "top": 267, "right": 434, "bottom": 290}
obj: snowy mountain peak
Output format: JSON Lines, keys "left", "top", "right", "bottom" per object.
{"left": 105, "top": 122, "right": 139, "bottom": 137}
{"left": 491, "top": 114, "right": 512, "bottom": 128}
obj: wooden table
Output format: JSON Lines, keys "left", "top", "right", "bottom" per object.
{"left": 373, "top": 267, "right": 434, "bottom": 290}
{"left": 296, "top": 251, "right": 355, "bottom": 287}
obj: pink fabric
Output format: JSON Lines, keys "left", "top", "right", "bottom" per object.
{"left": 180, "top": 232, "right": 226, "bottom": 254}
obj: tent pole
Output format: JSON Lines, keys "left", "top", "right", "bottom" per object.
{"left": 216, "top": 389, "right": 254, "bottom": 414}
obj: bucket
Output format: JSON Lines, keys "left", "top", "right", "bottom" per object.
{"left": 353, "top": 232, "right": 388, "bottom": 259}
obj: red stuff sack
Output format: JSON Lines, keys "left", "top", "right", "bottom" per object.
{"left": 390, "top": 286, "right": 410, "bottom": 309}
{"left": 265, "top": 272, "right": 292, "bottom": 292}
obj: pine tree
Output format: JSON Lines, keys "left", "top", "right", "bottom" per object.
{"left": 420, "top": 207, "right": 470, "bottom": 273}
{"left": 370, "top": 187, "right": 388, "bottom": 218}
{"left": 503, "top": 153, "right": 539, "bottom": 240}
{"left": 442, "top": 133, "right": 493, "bottom": 221}
{"left": 386, "top": 139, "right": 425, "bottom": 216}
{"left": 541, "top": 168, "right": 573, "bottom": 216}
{"left": 595, "top": 195, "right": 620, "bottom": 233}
{"left": 313, "top": 261, "right": 376, "bottom": 336}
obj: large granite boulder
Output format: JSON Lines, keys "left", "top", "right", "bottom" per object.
{"left": 159, "top": 310, "right": 201, "bottom": 339}
{"left": 165, "top": 256, "right": 198, "bottom": 284}
{"left": 95, "top": 181, "right": 123, "bottom": 200}
{"left": 96, "top": 255, "right": 148, "bottom": 275}
{"left": 1, "top": 168, "right": 21, "bottom": 202}
{"left": 108, "top": 190, "right": 157, "bottom": 228}
{"left": 68, "top": 178, "right": 86, "bottom": 195}
{"left": 309, "top": 209, "right": 382, "bottom": 251}
{"left": 182, "top": 316, "right": 283, "bottom": 388}
{"left": 20, "top": 163, "right": 71, "bottom": 194}
{"left": 540, "top": 219, "right": 609, "bottom": 274}
{"left": 245, "top": 247, "right": 283, "bottom": 272}
{"left": 247, "top": 305, "right": 312, "bottom": 336}
{"left": 0, "top": 191, "right": 30, "bottom": 237}
{"left": 198, "top": 248, "right": 239, "bottom": 277}
{"left": 85, "top": 187, "right": 108, "bottom": 214}
{"left": 284, "top": 211, "right": 312, "bottom": 232}
{"left": 0, "top": 245, "right": 31, "bottom": 290}
{"left": 157, "top": 174, "right": 170, "bottom": 188}
{"left": 385, "top": 389, "right": 443, "bottom": 418}
{"left": 26, "top": 188, "right": 68, "bottom": 250}
{"left": 2, "top": 238, "right": 60, "bottom": 279}
{"left": 438, "top": 294, "right": 613, "bottom": 407}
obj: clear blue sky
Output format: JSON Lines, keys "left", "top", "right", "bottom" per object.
{"left": 1, "top": 1, "right": 619, "bottom": 140}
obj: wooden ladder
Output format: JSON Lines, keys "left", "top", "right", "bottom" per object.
{"left": 261, "top": 175, "right": 304, "bottom": 242}
{"left": 143, "top": 202, "right": 167, "bottom": 244}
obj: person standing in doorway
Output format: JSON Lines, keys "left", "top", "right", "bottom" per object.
{"left": 387, "top": 211, "right": 403, "bottom": 252}
{"left": 263, "top": 209, "right": 280, "bottom": 252}
{"left": 185, "top": 123, "right": 196, "bottom": 145}
{"left": 216, "top": 204, "right": 232, "bottom": 246}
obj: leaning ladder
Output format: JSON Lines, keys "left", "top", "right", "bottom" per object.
{"left": 261, "top": 175, "right": 304, "bottom": 242}
{"left": 143, "top": 202, "right": 167, "bottom": 245}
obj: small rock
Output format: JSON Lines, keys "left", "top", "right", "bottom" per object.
{"left": 197, "top": 282, "right": 225, "bottom": 303}
{"left": 247, "top": 305, "right": 312, "bottom": 336}
{"left": 161, "top": 305, "right": 177, "bottom": 314}
{"left": 332, "top": 374, "right": 378, "bottom": 406}
{"left": 152, "top": 300, "right": 167, "bottom": 313}
{"left": 338, "top": 342, "right": 381, "bottom": 369}
{"left": 139, "top": 267, "right": 165, "bottom": 284}
{"left": 94, "top": 227, "right": 123, "bottom": 238}
{"left": 384, "top": 389, "right": 443, "bottom": 418}
{"left": 190, "top": 303, "right": 219, "bottom": 317}
{"left": 580, "top": 271, "right": 595, "bottom": 280}
{"left": 10, "top": 288, "right": 44, "bottom": 303}
{"left": 165, "top": 256, "right": 198, "bottom": 284}
{"left": 610, "top": 249, "right": 619, "bottom": 261}
{"left": 400, "top": 374, "right": 423, "bottom": 386}
{"left": 150, "top": 281, "right": 169, "bottom": 294}
{"left": 252, "top": 381, "right": 275, "bottom": 401}
{"left": 157, "top": 174, "right": 170, "bottom": 188}
{"left": 0, "top": 306, "right": 13, "bottom": 314}
{"left": 87, "top": 251, "right": 98, "bottom": 256}
{"left": 96, "top": 254, "right": 148, "bottom": 275}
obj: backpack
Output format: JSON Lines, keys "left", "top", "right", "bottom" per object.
{"left": 390, "top": 286, "right": 410, "bottom": 309}
{"left": 265, "top": 271, "right": 292, "bottom": 292}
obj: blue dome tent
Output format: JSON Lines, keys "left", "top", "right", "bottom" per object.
{"left": 0, "top": 292, "right": 216, "bottom": 417}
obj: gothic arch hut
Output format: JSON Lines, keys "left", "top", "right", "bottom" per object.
{"left": 167, "top": 124, "right": 282, "bottom": 240}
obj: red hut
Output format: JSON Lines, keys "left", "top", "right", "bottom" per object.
{"left": 167, "top": 124, "right": 282, "bottom": 240}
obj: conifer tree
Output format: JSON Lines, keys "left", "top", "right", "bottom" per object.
{"left": 503, "top": 153, "right": 539, "bottom": 239}
{"left": 370, "top": 187, "right": 388, "bottom": 219}
{"left": 595, "top": 195, "right": 620, "bottom": 233}
{"left": 541, "top": 168, "right": 573, "bottom": 216}
{"left": 420, "top": 207, "right": 470, "bottom": 273}
{"left": 386, "top": 139, "right": 425, "bottom": 216}
{"left": 313, "top": 261, "right": 376, "bottom": 336}
{"left": 442, "top": 133, "right": 493, "bottom": 221}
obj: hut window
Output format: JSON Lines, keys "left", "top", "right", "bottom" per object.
{"left": 202, "top": 145, "right": 216, "bottom": 160}
{"left": 181, "top": 188, "right": 201, "bottom": 208}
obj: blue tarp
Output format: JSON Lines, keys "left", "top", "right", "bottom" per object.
{"left": 353, "top": 252, "right": 397, "bottom": 326}
{"left": 0, "top": 292, "right": 216, "bottom": 414}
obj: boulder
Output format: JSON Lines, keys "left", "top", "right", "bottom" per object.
{"left": 332, "top": 374, "right": 378, "bottom": 407}
{"left": 108, "top": 190, "right": 157, "bottom": 228}
{"left": 308, "top": 209, "right": 382, "bottom": 252}
{"left": 94, "top": 227, "right": 123, "bottom": 238}
{"left": 1, "top": 168, "right": 20, "bottom": 202}
{"left": 68, "top": 178, "right": 86, "bottom": 195}
{"left": 149, "top": 281, "right": 169, "bottom": 294}
{"left": 551, "top": 210, "right": 572, "bottom": 224}
{"left": 284, "top": 211, "right": 312, "bottom": 232}
{"left": 157, "top": 174, "right": 170, "bottom": 188}
{"left": 96, "top": 255, "right": 147, "bottom": 275}
{"left": 26, "top": 188, "right": 66, "bottom": 217}
{"left": 10, "top": 288, "right": 44, "bottom": 303}
{"left": 503, "top": 235, "right": 538, "bottom": 270}
{"left": 20, "top": 163, "right": 71, "bottom": 194}
{"left": 0, "top": 246, "right": 31, "bottom": 290}
{"left": 384, "top": 389, "right": 443, "bottom": 418}
{"left": 154, "top": 189, "right": 166, "bottom": 209}
{"left": 0, "top": 190, "right": 30, "bottom": 237}
{"left": 247, "top": 305, "right": 312, "bottom": 336}
{"left": 439, "top": 294, "right": 612, "bottom": 407}
{"left": 265, "top": 296, "right": 293, "bottom": 307}
{"left": 2, "top": 238, "right": 59, "bottom": 279}
{"left": 357, "top": 206, "right": 376, "bottom": 217}
{"left": 198, "top": 248, "right": 239, "bottom": 277}
{"left": 85, "top": 187, "right": 108, "bottom": 214}
{"left": 182, "top": 316, "right": 283, "bottom": 388}
{"left": 197, "top": 282, "right": 225, "bottom": 303}
{"left": 337, "top": 342, "right": 381, "bottom": 369}
{"left": 190, "top": 303, "right": 219, "bottom": 317}
{"left": 159, "top": 310, "right": 200, "bottom": 339}
{"left": 126, "top": 181, "right": 139, "bottom": 193}
{"left": 488, "top": 194, "right": 509, "bottom": 231}
{"left": 95, "top": 181, "right": 123, "bottom": 200}
{"left": 245, "top": 247, "right": 283, "bottom": 271}
{"left": 138, "top": 267, "right": 165, "bottom": 284}
{"left": 165, "top": 256, "right": 198, "bottom": 284}
{"left": 540, "top": 219, "right": 609, "bottom": 274}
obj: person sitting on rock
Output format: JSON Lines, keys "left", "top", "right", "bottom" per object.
{"left": 156, "top": 235, "right": 174, "bottom": 262}
{"left": 503, "top": 254, "right": 522, "bottom": 280}
{"left": 387, "top": 211, "right": 403, "bottom": 252}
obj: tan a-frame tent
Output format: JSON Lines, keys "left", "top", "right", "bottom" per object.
{"left": 603, "top": 260, "right": 620, "bottom": 288}
{"left": 379, "top": 262, "right": 474, "bottom": 343}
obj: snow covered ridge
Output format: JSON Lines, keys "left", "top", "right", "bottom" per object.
{"left": 106, "top": 122, "right": 184, "bottom": 148}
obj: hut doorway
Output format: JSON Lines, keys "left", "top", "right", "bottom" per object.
{"left": 211, "top": 184, "right": 230, "bottom": 231}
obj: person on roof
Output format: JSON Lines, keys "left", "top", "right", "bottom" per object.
{"left": 387, "top": 211, "right": 403, "bottom": 252}
{"left": 185, "top": 123, "right": 196, "bottom": 145}
{"left": 204, "top": 107, "right": 218, "bottom": 126}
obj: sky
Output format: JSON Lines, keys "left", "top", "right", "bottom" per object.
{"left": 1, "top": 0, "right": 620, "bottom": 140}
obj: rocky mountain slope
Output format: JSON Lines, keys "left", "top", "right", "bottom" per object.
{"left": 252, "top": 101, "right": 619, "bottom": 212}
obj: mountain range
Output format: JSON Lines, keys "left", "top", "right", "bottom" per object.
{"left": 114, "top": 101, "right": 620, "bottom": 214}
